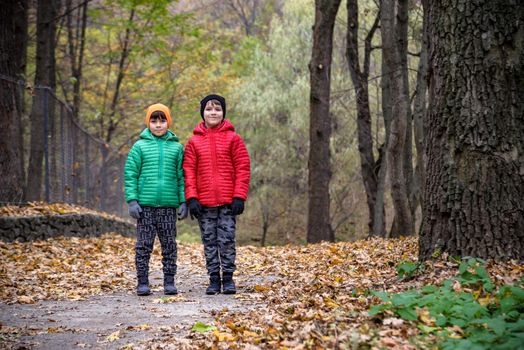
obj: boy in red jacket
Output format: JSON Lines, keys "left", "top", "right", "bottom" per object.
{"left": 183, "top": 94, "right": 250, "bottom": 295}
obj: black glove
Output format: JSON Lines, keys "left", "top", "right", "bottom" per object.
{"left": 231, "top": 198, "right": 245, "bottom": 216}
{"left": 128, "top": 200, "right": 142, "bottom": 219}
{"left": 188, "top": 198, "right": 202, "bottom": 220}
{"left": 178, "top": 202, "right": 188, "bottom": 220}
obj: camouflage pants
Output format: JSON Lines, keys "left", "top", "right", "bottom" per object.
{"left": 135, "top": 206, "right": 177, "bottom": 277}
{"left": 198, "top": 205, "right": 236, "bottom": 275}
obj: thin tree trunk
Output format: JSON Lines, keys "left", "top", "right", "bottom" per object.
{"left": 373, "top": 50, "right": 393, "bottom": 237}
{"left": 0, "top": 0, "right": 27, "bottom": 203}
{"left": 26, "top": 0, "right": 59, "bottom": 201}
{"left": 15, "top": 0, "right": 28, "bottom": 197}
{"left": 412, "top": 0, "right": 428, "bottom": 218}
{"left": 346, "top": 0, "right": 381, "bottom": 235}
{"left": 381, "top": 0, "right": 413, "bottom": 237}
{"left": 261, "top": 204, "right": 269, "bottom": 247}
{"left": 307, "top": 0, "right": 341, "bottom": 243}
{"left": 106, "top": 7, "right": 135, "bottom": 143}
{"left": 420, "top": 0, "right": 524, "bottom": 261}
{"left": 65, "top": 0, "right": 88, "bottom": 119}
{"left": 397, "top": 0, "right": 416, "bottom": 228}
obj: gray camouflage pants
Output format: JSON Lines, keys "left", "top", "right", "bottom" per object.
{"left": 135, "top": 206, "right": 177, "bottom": 277}
{"left": 198, "top": 205, "right": 236, "bottom": 275}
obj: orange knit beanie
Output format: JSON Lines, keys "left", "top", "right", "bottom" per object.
{"left": 145, "top": 103, "right": 172, "bottom": 127}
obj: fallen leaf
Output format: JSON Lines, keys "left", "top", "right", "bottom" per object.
{"left": 106, "top": 330, "right": 121, "bottom": 342}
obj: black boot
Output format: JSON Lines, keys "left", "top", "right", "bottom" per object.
{"left": 206, "top": 273, "right": 221, "bottom": 295}
{"left": 136, "top": 276, "right": 151, "bottom": 296}
{"left": 222, "top": 272, "right": 236, "bottom": 294}
{"left": 164, "top": 274, "right": 178, "bottom": 295}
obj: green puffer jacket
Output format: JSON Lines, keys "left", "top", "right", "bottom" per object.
{"left": 124, "top": 128, "right": 185, "bottom": 207}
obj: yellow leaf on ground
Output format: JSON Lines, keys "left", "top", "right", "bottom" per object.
{"left": 106, "top": 330, "right": 121, "bottom": 342}
{"left": 213, "top": 329, "right": 235, "bottom": 342}
{"left": 243, "top": 330, "right": 259, "bottom": 337}
{"left": 417, "top": 307, "right": 435, "bottom": 326}
{"left": 254, "top": 285, "right": 270, "bottom": 292}
{"left": 17, "top": 295, "right": 35, "bottom": 304}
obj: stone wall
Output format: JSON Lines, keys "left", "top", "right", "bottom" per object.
{"left": 0, "top": 214, "right": 135, "bottom": 242}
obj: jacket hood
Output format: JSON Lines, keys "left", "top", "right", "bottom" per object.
{"left": 139, "top": 128, "right": 179, "bottom": 141}
{"left": 193, "top": 119, "right": 235, "bottom": 135}
{"left": 145, "top": 103, "right": 173, "bottom": 127}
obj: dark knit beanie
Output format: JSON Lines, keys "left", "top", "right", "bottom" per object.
{"left": 200, "top": 94, "right": 226, "bottom": 120}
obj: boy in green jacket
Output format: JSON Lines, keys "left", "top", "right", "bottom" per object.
{"left": 124, "top": 103, "right": 188, "bottom": 296}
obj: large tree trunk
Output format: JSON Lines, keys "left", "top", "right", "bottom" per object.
{"left": 346, "top": 0, "right": 382, "bottom": 235}
{"left": 26, "top": 0, "right": 59, "bottom": 201}
{"left": 420, "top": 0, "right": 524, "bottom": 261}
{"left": 307, "top": 0, "right": 341, "bottom": 243}
{"left": 381, "top": 0, "right": 413, "bottom": 237}
{"left": 0, "top": 0, "right": 27, "bottom": 203}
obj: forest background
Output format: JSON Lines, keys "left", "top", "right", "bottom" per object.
{"left": 2, "top": 0, "right": 421, "bottom": 245}
{"left": 1, "top": 0, "right": 522, "bottom": 260}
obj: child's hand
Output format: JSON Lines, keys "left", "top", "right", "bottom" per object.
{"left": 231, "top": 198, "right": 245, "bottom": 216}
{"left": 128, "top": 200, "right": 142, "bottom": 219}
{"left": 188, "top": 198, "right": 203, "bottom": 220}
{"left": 178, "top": 202, "right": 188, "bottom": 220}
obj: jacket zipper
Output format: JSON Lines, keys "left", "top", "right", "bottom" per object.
{"left": 209, "top": 131, "right": 220, "bottom": 205}
{"left": 157, "top": 137, "right": 164, "bottom": 206}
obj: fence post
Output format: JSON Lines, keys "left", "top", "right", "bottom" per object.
{"left": 60, "top": 104, "right": 66, "bottom": 202}
{"left": 43, "top": 88, "right": 50, "bottom": 202}
{"left": 72, "top": 120, "right": 78, "bottom": 203}
{"left": 118, "top": 156, "right": 125, "bottom": 216}
{"left": 84, "top": 132, "right": 89, "bottom": 205}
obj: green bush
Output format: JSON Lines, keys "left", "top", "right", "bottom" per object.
{"left": 369, "top": 258, "right": 524, "bottom": 350}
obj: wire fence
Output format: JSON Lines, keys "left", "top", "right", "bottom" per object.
{"left": 1, "top": 75, "right": 127, "bottom": 217}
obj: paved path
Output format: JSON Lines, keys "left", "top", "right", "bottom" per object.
{"left": 0, "top": 267, "right": 267, "bottom": 349}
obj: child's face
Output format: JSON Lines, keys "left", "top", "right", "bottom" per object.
{"left": 149, "top": 117, "right": 168, "bottom": 136}
{"left": 203, "top": 101, "right": 224, "bottom": 129}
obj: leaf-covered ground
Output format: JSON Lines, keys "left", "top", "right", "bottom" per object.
{"left": 0, "top": 202, "right": 125, "bottom": 221}
{"left": 1, "top": 233, "right": 522, "bottom": 349}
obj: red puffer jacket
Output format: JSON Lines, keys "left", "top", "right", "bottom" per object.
{"left": 183, "top": 119, "right": 251, "bottom": 207}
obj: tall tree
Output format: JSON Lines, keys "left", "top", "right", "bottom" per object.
{"left": 0, "top": 0, "right": 28, "bottom": 203}
{"left": 307, "top": 0, "right": 341, "bottom": 243}
{"left": 380, "top": 0, "right": 413, "bottom": 236}
{"left": 412, "top": 1, "right": 428, "bottom": 212}
{"left": 59, "top": 0, "right": 88, "bottom": 119}
{"left": 346, "top": 0, "right": 382, "bottom": 236}
{"left": 420, "top": 0, "right": 524, "bottom": 260}
{"left": 26, "top": 0, "right": 60, "bottom": 201}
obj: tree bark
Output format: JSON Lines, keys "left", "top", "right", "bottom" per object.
{"left": 412, "top": 0, "right": 428, "bottom": 215}
{"left": 346, "top": 0, "right": 382, "bottom": 235}
{"left": 0, "top": 0, "right": 27, "bottom": 203}
{"left": 381, "top": 0, "right": 413, "bottom": 237}
{"left": 373, "top": 51, "right": 394, "bottom": 237}
{"left": 307, "top": 0, "right": 341, "bottom": 243}
{"left": 420, "top": 0, "right": 524, "bottom": 261}
{"left": 396, "top": 0, "right": 416, "bottom": 227}
{"left": 26, "top": 0, "right": 59, "bottom": 201}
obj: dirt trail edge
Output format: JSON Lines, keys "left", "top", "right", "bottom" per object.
{"left": 0, "top": 267, "right": 269, "bottom": 349}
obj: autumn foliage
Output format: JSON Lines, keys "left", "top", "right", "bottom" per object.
{"left": 1, "top": 230, "right": 522, "bottom": 349}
